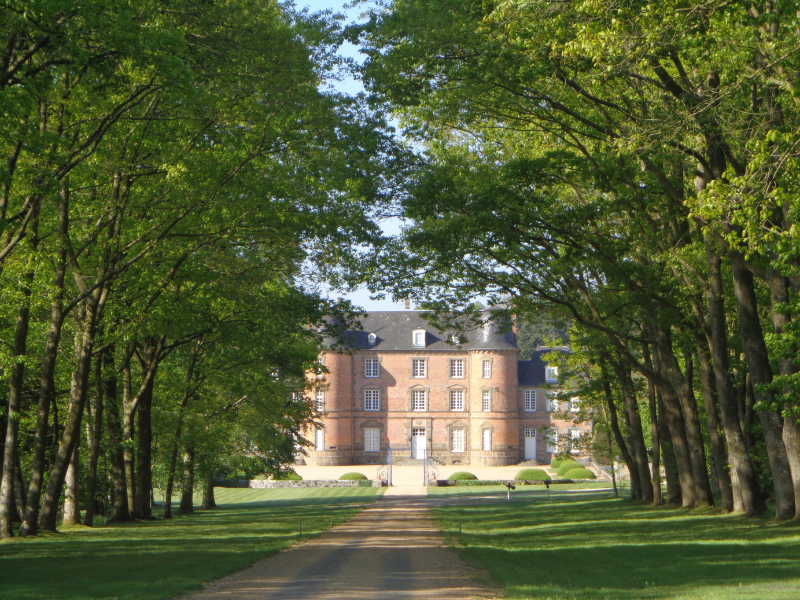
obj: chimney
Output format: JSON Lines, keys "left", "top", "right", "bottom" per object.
{"left": 404, "top": 298, "right": 411, "bottom": 310}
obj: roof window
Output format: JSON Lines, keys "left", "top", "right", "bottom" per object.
{"left": 412, "top": 329, "right": 426, "bottom": 347}
{"left": 367, "top": 332, "right": 377, "bottom": 346}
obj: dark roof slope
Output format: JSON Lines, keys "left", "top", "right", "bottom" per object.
{"left": 326, "top": 311, "right": 518, "bottom": 352}
{"left": 518, "top": 348, "right": 570, "bottom": 386}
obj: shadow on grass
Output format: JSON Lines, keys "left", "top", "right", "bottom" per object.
{"left": 434, "top": 496, "right": 800, "bottom": 600}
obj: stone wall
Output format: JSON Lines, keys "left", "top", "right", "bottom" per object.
{"left": 248, "top": 479, "right": 382, "bottom": 489}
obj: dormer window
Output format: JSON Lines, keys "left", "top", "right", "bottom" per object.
{"left": 450, "top": 334, "right": 459, "bottom": 344}
{"left": 367, "top": 332, "right": 377, "bottom": 346}
{"left": 412, "top": 329, "right": 426, "bottom": 347}
{"left": 545, "top": 366, "right": 559, "bottom": 383}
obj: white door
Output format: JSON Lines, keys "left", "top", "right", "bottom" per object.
{"left": 411, "top": 428, "right": 426, "bottom": 459}
{"left": 524, "top": 428, "right": 537, "bottom": 460}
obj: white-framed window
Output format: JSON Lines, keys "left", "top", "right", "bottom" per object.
{"left": 365, "top": 358, "right": 379, "bottom": 378}
{"left": 545, "top": 365, "right": 559, "bottom": 383}
{"left": 364, "top": 389, "right": 380, "bottom": 411}
{"left": 546, "top": 392, "right": 557, "bottom": 412}
{"left": 290, "top": 391, "right": 301, "bottom": 402}
{"left": 570, "top": 429, "right": 581, "bottom": 453}
{"left": 524, "top": 390, "right": 536, "bottom": 411}
{"left": 367, "top": 332, "right": 377, "bottom": 346}
{"left": 482, "top": 359, "right": 491, "bottom": 379}
{"left": 412, "top": 329, "right": 426, "bottom": 347}
{"left": 315, "top": 390, "right": 325, "bottom": 412}
{"left": 482, "top": 429, "right": 492, "bottom": 451}
{"left": 315, "top": 427, "right": 325, "bottom": 451}
{"left": 364, "top": 427, "right": 380, "bottom": 452}
{"left": 450, "top": 429, "right": 465, "bottom": 453}
{"left": 570, "top": 397, "right": 580, "bottom": 412}
{"left": 449, "top": 389, "right": 464, "bottom": 411}
{"left": 411, "top": 389, "right": 427, "bottom": 411}
{"left": 482, "top": 389, "right": 491, "bottom": 412}
{"left": 449, "top": 359, "right": 464, "bottom": 378}
{"left": 412, "top": 358, "right": 427, "bottom": 378}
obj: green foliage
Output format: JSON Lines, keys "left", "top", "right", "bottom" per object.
{"left": 447, "top": 471, "right": 478, "bottom": 481}
{"left": 339, "top": 472, "right": 369, "bottom": 481}
{"left": 273, "top": 470, "right": 302, "bottom": 481}
{"left": 514, "top": 469, "right": 550, "bottom": 481}
{"left": 557, "top": 461, "right": 581, "bottom": 477}
{"left": 563, "top": 468, "right": 596, "bottom": 480}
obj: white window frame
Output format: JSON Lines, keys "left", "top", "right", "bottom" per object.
{"left": 546, "top": 392, "right": 557, "bottom": 412}
{"left": 482, "top": 389, "right": 491, "bottom": 412}
{"left": 570, "top": 396, "right": 580, "bottom": 412}
{"left": 412, "top": 329, "right": 426, "bottom": 347}
{"left": 482, "top": 429, "right": 492, "bottom": 451}
{"left": 449, "top": 359, "right": 464, "bottom": 379}
{"left": 524, "top": 390, "right": 536, "bottom": 412}
{"left": 364, "top": 427, "right": 380, "bottom": 452}
{"left": 545, "top": 428, "right": 556, "bottom": 452}
{"left": 545, "top": 365, "right": 559, "bottom": 383}
{"left": 482, "top": 359, "right": 492, "bottom": 379}
{"left": 449, "top": 389, "right": 464, "bottom": 411}
{"left": 411, "top": 389, "right": 427, "bottom": 411}
{"left": 364, "top": 389, "right": 380, "bottom": 411}
{"left": 411, "top": 358, "right": 427, "bottom": 378}
{"left": 450, "top": 428, "right": 465, "bottom": 453}
{"left": 364, "top": 358, "right": 379, "bottom": 378}
{"left": 570, "top": 429, "right": 581, "bottom": 454}
{"left": 315, "top": 390, "right": 325, "bottom": 412}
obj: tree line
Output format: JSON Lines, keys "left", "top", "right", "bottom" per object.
{"left": 0, "top": 0, "right": 391, "bottom": 537}
{"left": 354, "top": 0, "right": 800, "bottom": 517}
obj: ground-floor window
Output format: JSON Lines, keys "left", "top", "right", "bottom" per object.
{"left": 450, "top": 428, "right": 465, "bottom": 453}
{"left": 570, "top": 429, "right": 581, "bottom": 453}
{"left": 364, "top": 427, "right": 380, "bottom": 452}
{"left": 482, "top": 429, "right": 492, "bottom": 451}
{"left": 315, "top": 427, "right": 325, "bottom": 451}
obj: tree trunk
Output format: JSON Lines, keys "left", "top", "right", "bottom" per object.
{"left": 0, "top": 266, "right": 33, "bottom": 537}
{"left": 695, "top": 342, "right": 734, "bottom": 511}
{"left": 202, "top": 471, "right": 217, "bottom": 510}
{"left": 20, "top": 188, "right": 68, "bottom": 537}
{"left": 599, "top": 356, "right": 641, "bottom": 500}
{"left": 83, "top": 357, "right": 104, "bottom": 526}
{"left": 613, "top": 356, "right": 653, "bottom": 502}
{"left": 102, "top": 346, "right": 130, "bottom": 521}
{"left": 61, "top": 445, "right": 81, "bottom": 526}
{"left": 38, "top": 287, "right": 104, "bottom": 532}
{"left": 178, "top": 443, "right": 195, "bottom": 515}
{"left": 134, "top": 337, "right": 163, "bottom": 519}
{"left": 122, "top": 350, "right": 136, "bottom": 518}
{"left": 705, "top": 240, "right": 765, "bottom": 515}
{"left": 643, "top": 344, "right": 662, "bottom": 505}
{"left": 730, "top": 255, "right": 795, "bottom": 519}
{"left": 657, "top": 388, "right": 682, "bottom": 505}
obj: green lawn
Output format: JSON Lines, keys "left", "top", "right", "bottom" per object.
{"left": 0, "top": 487, "right": 384, "bottom": 600}
{"left": 428, "top": 481, "right": 613, "bottom": 497}
{"left": 432, "top": 493, "right": 800, "bottom": 600}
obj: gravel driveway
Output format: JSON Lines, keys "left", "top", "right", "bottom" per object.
{"left": 182, "top": 492, "right": 495, "bottom": 600}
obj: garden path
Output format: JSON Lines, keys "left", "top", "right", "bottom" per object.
{"left": 182, "top": 493, "right": 494, "bottom": 600}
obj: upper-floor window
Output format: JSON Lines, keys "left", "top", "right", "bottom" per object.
{"left": 364, "top": 389, "right": 380, "bottom": 411}
{"left": 546, "top": 392, "right": 557, "bottom": 412}
{"left": 449, "top": 359, "right": 464, "bottom": 378}
{"left": 449, "top": 389, "right": 464, "bottom": 411}
{"left": 524, "top": 390, "right": 536, "bottom": 411}
{"left": 545, "top": 366, "right": 559, "bottom": 383}
{"left": 482, "top": 389, "right": 491, "bottom": 412}
{"left": 482, "top": 359, "right": 492, "bottom": 379}
{"left": 365, "top": 358, "right": 379, "bottom": 378}
{"left": 315, "top": 390, "right": 325, "bottom": 412}
{"left": 412, "top": 329, "right": 426, "bottom": 347}
{"left": 411, "top": 389, "right": 427, "bottom": 411}
{"left": 412, "top": 358, "right": 427, "bottom": 378}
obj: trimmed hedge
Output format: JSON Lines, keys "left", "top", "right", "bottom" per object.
{"left": 556, "top": 461, "right": 581, "bottom": 476}
{"left": 339, "top": 472, "right": 368, "bottom": 481}
{"left": 550, "top": 458, "right": 564, "bottom": 469}
{"left": 563, "top": 467, "right": 596, "bottom": 480}
{"left": 448, "top": 471, "right": 478, "bottom": 481}
{"left": 445, "top": 479, "right": 572, "bottom": 486}
{"left": 514, "top": 468, "right": 550, "bottom": 481}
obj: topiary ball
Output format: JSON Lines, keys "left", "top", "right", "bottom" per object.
{"left": 514, "top": 468, "right": 550, "bottom": 481}
{"left": 563, "top": 467, "right": 596, "bottom": 480}
{"left": 557, "top": 461, "right": 581, "bottom": 476}
{"left": 550, "top": 458, "right": 563, "bottom": 469}
{"left": 339, "top": 472, "right": 369, "bottom": 480}
{"left": 447, "top": 471, "right": 478, "bottom": 481}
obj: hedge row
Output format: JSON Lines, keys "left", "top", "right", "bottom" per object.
{"left": 444, "top": 479, "right": 576, "bottom": 486}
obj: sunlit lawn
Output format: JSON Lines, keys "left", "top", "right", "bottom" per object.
{"left": 432, "top": 493, "right": 800, "bottom": 600}
{"left": 428, "top": 481, "right": 613, "bottom": 497}
{"left": 0, "top": 487, "right": 384, "bottom": 600}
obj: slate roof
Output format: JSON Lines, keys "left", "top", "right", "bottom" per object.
{"left": 326, "top": 311, "right": 518, "bottom": 352}
{"left": 518, "top": 348, "right": 571, "bottom": 386}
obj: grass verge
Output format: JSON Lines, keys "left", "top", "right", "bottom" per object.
{"left": 432, "top": 492, "right": 800, "bottom": 599}
{"left": 427, "top": 482, "right": 612, "bottom": 497}
{"left": 0, "top": 487, "right": 384, "bottom": 600}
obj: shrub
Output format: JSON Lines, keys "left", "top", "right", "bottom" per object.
{"left": 557, "top": 461, "right": 580, "bottom": 476}
{"left": 273, "top": 470, "right": 302, "bottom": 481}
{"left": 563, "top": 467, "right": 596, "bottom": 480}
{"left": 339, "top": 472, "right": 368, "bottom": 481}
{"left": 447, "top": 471, "right": 478, "bottom": 481}
{"left": 514, "top": 468, "right": 550, "bottom": 481}
{"left": 550, "top": 458, "right": 563, "bottom": 469}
